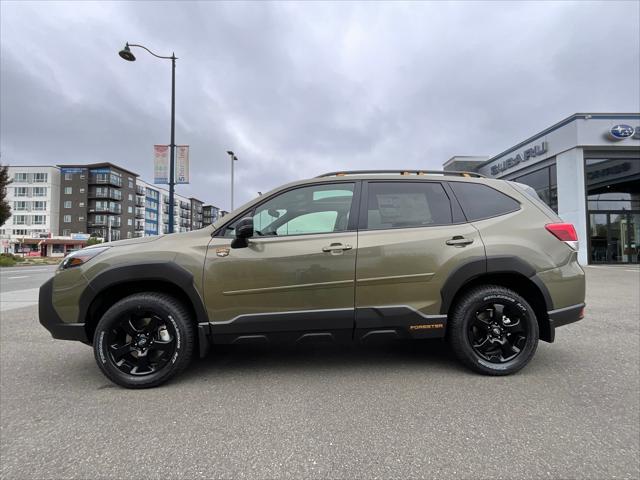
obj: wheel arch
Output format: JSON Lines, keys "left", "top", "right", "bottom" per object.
{"left": 80, "top": 262, "right": 211, "bottom": 356}
{"left": 440, "top": 257, "right": 555, "bottom": 343}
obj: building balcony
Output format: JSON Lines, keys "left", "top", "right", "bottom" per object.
{"left": 89, "top": 174, "right": 122, "bottom": 187}
{"left": 88, "top": 206, "right": 122, "bottom": 214}
{"left": 135, "top": 185, "right": 146, "bottom": 195}
{"left": 89, "top": 189, "right": 122, "bottom": 201}
{"left": 89, "top": 221, "right": 121, "bottom": 228}
{"left": 135, "top": 208, "right": 145, "bottom": 219}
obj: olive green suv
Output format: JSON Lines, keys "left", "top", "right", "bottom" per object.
{"left": 39, "top": 170, "right": 585, "bottom": 388}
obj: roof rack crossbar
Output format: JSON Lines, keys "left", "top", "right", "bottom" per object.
{"left": 315, "top": 169, "right": 485, "bottom": 178}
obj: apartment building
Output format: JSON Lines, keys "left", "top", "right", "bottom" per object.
{"left": 202, "top": 205, "right": 221, "bottom": 226}
{"left": 3, "top": 162, "right": 217, "bottom": 250}
{"left": 2, "top": 166, "right": 61, "bottom": 239}
{"left": 58, "top": 163, "right": 139, "bottom": 241}
{"left": 190, "top": 198, "right": 204, "bottom": 230}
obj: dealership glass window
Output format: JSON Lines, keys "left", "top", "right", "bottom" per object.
{"left": 13, "top": 173, "right": 29, "bottom": 183}
{"left": 14, "top": 187, "right": 29, "bottom": 197}
{"left": 513, "top": 164, "right": 557, "bottom": 212}
{"left": 13, "top": 201, "right": 28, "bottom": 211}
{"left": 33, "top": 173, "right": 48, "bottom": 183}
{"left": 63, "top": 215, "right": 71, "bottom": 223}
{"left": 33, "top": 201, "right": 46, "bottom": 210}
{"left": 13, "top": 215, "right": 27, "bottom": 225}
{"left": 586, "top": 158, "right": 640, "bottom": 210}
{"left": 33, "top": 215, "right": 46, "bottom": 225}
{"left": 64, "top": 187, "right": 72, "bottom": 194}
{"left": 52, "top": 244, "right": 65, "bottom": 254}
{"left": 32, "top": 187, "right": 47, "bottom": 197}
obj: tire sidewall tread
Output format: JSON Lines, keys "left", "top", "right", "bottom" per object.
{"left": 93, "top": 292, "right": 195, "bottom": 389}
{"left": 448, "top": 285, "right": 539, "bottom": 376}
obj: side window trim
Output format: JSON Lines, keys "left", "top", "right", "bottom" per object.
{"left": 214, "top": 180, "right": 361, "bottom": 238}
{"left": 357, "top": 179, "right": 457, "bottom": 231}
{"left": 442, "top": 181, "right": 468, "bottom": 223}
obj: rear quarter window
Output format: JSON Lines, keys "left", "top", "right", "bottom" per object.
{"left": 449, "top": 182, "right": 520, "bottom": 221}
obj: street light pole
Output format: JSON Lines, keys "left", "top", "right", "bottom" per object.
{"left": 226, "top": 151, "right": 238, "bottom": 210}
{"left": 169, "top": 53, "right": 176, "bottom": 234}
{"left": 119, "top": 42, "right": 178, "bottom": 233}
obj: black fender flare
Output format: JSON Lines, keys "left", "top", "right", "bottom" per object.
{"left": 79, "top": 261, "right": 211, "bottom": 355}
{"left": 439, "top": 256, "right": 554, "bottom": 315}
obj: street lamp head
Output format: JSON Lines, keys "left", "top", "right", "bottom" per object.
{"left": 226, "top": 150, "right": 234, "bottom": 156}
{"left": 118, "top": 43, "right": 136, "bottom": 62}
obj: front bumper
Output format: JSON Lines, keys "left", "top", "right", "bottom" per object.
{"left": 39, "top": 277, "right": 89, "bottom": 343}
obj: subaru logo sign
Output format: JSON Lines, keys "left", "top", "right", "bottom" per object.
{"left": 609, "top": 124, "right": 635, "bottom": 140}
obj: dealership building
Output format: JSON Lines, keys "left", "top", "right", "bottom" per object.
{"left": 444, "top": 113, "right": 640, "bottom": 265}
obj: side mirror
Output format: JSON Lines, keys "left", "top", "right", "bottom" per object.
{"left": 231, "top": 217, "right": 253, "bottom": 248}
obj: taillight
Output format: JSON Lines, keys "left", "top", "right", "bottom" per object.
{"left": 546, "top": 223, "right": 579, "bottom": 250}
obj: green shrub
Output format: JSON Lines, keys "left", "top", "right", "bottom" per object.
{"left": 0, "top": 256, "right": 16, "bottom": 267}
{"left": 0, "top": 253, "right": 25, "bottom": 262}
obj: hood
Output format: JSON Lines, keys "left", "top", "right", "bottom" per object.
{"left": 101, "top": 235, "right": 164, "bottom": 248}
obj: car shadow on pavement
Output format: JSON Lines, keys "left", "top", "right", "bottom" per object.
{"left": 176, "top": 339, "right": 467, "bottom": 383}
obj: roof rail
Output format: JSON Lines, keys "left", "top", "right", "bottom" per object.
{"left": 315, "top": 169, "right": 485, "bottom": 178}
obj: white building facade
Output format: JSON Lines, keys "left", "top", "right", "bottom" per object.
{"left": 445, "top": 113, "right": 640, "bottom": 265}
{"left": 1, "top": 166, "right": 61, "bottom": 252}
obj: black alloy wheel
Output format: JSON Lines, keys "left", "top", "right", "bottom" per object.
{"left": 448, "top": 285, "right": 539, "bottom": 376}
{"left": 468, "top": 302, "right": 527, "bottom": 363}
{"left": 106, "top": 311, "right": 177, "bottom": 376}
{"left": 93, "top": 293, "right": 195, "bottom": 388}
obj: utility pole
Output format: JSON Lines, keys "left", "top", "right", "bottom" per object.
{"left": 226, "top": 151, "right": 238, "bottom": 210}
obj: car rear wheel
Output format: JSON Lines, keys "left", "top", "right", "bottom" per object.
{"left": 448, "top": 285, "right": 539, "bottom": 375}
{"left": 93, "top": 293, "right": 195, "bottom": 388}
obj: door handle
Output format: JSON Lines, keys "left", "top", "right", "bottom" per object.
{"left": 445, "top": 236, "right": 474, "bottom": 247}
{"left": 322, "top": 243, "right": 353, "bottom": 253}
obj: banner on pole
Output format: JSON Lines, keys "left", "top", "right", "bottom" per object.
{"left": 176, "top": 145, "right": 190, "bottom": 184}
{"left": 154, "top": 145, "right": 169, "bottom": 184}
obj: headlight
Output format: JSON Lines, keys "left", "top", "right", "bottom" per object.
{"left": 60, "top": 246, "right": 110, "bottom": 270}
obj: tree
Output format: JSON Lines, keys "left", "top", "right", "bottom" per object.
{"left": 0, "top": 163, "right": 11, "bottom": 227}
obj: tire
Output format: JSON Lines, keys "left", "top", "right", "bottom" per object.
{"left": 93, "top": 292, "right": 195, "bottom": 389}
{"left": 448, "top": 285, "right": 539, "bottom": 375}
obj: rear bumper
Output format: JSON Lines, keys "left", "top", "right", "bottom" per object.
{"left": 547, "top": 303, "right": 585, "bottom": 340}
{"left": 39, "top": 277, "right": 89, "bottom": 343}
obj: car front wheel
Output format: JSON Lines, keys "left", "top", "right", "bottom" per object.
{"left": 448, "top": 285, "right": 539, "bottom": 375}
{"left": 93, "top": 292, "right": 195, "bottom": 388}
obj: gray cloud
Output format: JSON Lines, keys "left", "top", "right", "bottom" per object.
{"left": 2, "top": 0, "right": 639, "bottom": 209}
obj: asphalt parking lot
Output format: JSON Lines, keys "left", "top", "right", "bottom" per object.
{"left": 1, "top": 265, "right": 639, "bottom": 479}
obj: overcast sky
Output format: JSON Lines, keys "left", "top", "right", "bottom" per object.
{"left": 1, "top": 1, "right": 639, "bottom": 209}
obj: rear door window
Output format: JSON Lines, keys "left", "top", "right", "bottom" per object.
{"left": 364, "top": 182, "right": 453, "bottom": 229}
{"left": 449, "top": 182, "right": 520, "bottom": 221}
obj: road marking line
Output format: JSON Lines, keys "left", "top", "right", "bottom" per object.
{"left": 6, "top": 276, "right": 29, "bottom": 279}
